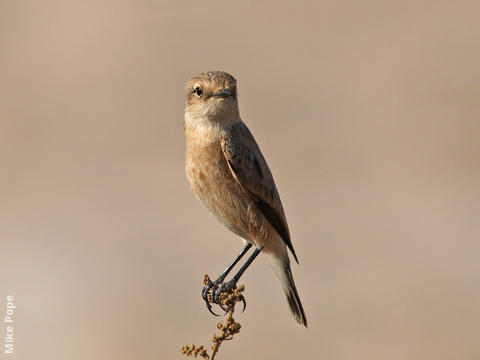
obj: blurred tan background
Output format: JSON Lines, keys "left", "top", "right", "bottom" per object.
{"left": 1, "top": 1, "right": 479, "bottom": 359}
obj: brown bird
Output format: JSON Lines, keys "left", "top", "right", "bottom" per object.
{"left": 184, "top": 71, "right": 307, "bottom": 327}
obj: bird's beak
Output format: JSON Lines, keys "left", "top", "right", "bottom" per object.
{"left": 212, "top": 88, "right": 232, "bottom": 98}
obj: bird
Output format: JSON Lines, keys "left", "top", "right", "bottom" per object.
{"left": 183, "top": 71, "right": 307, "bottom": 327}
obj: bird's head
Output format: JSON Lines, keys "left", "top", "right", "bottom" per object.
{"left": 184, "top": 71, "right": 239, "bottom": 125}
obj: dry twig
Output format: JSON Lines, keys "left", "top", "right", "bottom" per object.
{"left": 180, "top": 275, "right": 244, "bottom": 360}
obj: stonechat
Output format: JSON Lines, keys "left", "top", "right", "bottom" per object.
{"left": 184, "top": 71, "right": 307, "bottom": 327}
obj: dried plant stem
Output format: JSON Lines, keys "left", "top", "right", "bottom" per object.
{"left": 180, "top": 275, "right": 245, "bottom": 360}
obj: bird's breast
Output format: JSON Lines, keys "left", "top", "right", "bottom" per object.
{"left": 185, "top": 138, "right": 252, "bottom": 240}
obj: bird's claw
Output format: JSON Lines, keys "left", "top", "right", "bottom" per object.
{"left": 240, "top": 296, "right": 247, "bottom": 313}
{"left": 201, "top": 278, "right": 220, "bottom": 316}
{"left": 202, "top": 278, "right": 246, "bottom": 315}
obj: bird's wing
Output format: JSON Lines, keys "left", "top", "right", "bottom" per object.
{"left": 221, "top": 121, "right": 298, "bottom": 263}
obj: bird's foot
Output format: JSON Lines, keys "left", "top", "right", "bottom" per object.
{"left": 202, "top": 275, "right": 246, "bottom": 315}
{"left": 202, "top": 274, "right": 221, "bottom": 316}
{"left": 213, "top": 280, "right": 247, "bottom": 314}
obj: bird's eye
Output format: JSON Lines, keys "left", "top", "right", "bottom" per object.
{"left": 194, "top": 87, "right": 203, "bottom": 96}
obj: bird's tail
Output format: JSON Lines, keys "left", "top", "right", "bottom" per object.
{"left": 269, "top": 256, "right": 307, "bottom": 327}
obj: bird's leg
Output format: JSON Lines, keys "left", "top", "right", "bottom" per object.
{"left": 202, "top": 243, "right": 252, "bottom": 315}
{"left": 213, "top": 247, "right": 262, "bottom": 312}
